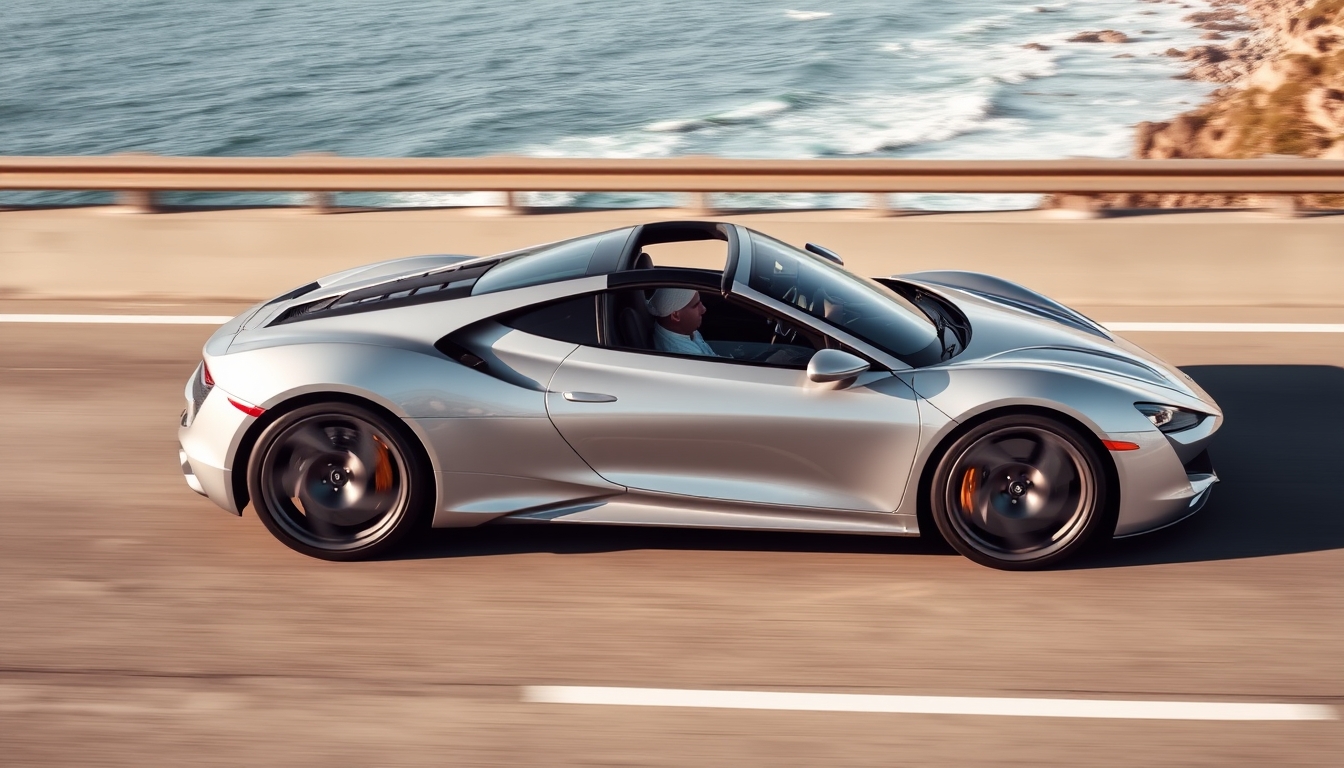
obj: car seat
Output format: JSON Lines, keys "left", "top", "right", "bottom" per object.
{"left": 615, "top": 252, "right": 655, "bottom": 349}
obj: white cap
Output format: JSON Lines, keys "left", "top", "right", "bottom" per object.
{"left": 647, "top": 288, "right": 698, "bottom": 317}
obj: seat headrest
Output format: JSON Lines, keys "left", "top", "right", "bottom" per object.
{"left": 633, "top": 251, "right": 654, "bottom": 270}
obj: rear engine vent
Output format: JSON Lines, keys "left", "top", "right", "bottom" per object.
{"left": 271, "top": 261, "right": 497, "bottom": 325}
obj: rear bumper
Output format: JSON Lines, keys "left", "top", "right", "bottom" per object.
{"left": 178, "top": 383, "right": 252, "bottom": 515}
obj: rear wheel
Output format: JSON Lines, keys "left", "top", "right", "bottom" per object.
{"left": 248, "top": 402, "right": 431, "bottom": 561}
{"left": 930, "top": 414, "right": 1111, "bottom": 570}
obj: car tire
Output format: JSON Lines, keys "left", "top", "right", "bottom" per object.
{"left": 930, "top": 414, "right": 1111, "bottom": 570}
{"left": 247, "top": 401, "right": 432, "bottom": 561}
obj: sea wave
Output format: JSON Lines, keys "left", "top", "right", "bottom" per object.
{"left": 530, "top": 85, "right": 1002, "bottom": 162}
{"left": 784, "top": 10, "right": 832, "bottom": 21}
{"left": 645, "top": 99, "right": 795, "bottom": 133}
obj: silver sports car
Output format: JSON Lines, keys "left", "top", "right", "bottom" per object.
{"left": 178, "top": 221, "right": 1220, "bottom": 569}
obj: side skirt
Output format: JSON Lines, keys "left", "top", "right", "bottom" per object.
{"left": 501, "top": 491, "right": 919, "bottom": 536}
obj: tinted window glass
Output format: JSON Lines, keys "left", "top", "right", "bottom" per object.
{"left": 505, "top": 295, "right": 599, "bottom": 346}
{"left": 747, "top": 232, "right": 941, "bottom": 365}
{"left": 471, "top": 233, "right": 604, "bottom": 296}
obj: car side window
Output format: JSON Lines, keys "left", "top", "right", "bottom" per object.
{"left": 602, "top": 285, "right": 820, "bottom": 369}
{"left": 503, "top": 295, "right": 600, "bottom": 346}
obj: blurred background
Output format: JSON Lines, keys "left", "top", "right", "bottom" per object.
{"left": 4, "top": 0, "right": 1223, "bottom": 209}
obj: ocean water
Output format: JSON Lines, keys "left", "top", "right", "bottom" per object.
{"left": 0, "top": 0, "right": 1225, "bottom": 209}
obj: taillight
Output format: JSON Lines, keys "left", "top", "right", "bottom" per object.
{"left": 189, "top": 361, "right": 215, "bottom": 422}
{"left": 228, "top": 398, "right": 265, "bottom": 418}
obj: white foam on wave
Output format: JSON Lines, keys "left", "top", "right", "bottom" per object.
{"left": 716, "top": 99, "right": 792, "bottom": 122}
{"left": 645, "top": 99, "right": 794, "bottom": 134}
{"left": 528, "top": 82, "right": 1002, "bottom": 163}
{"left": 890, "top": 38, "right": 1058, "bottom": 87}
{"left": 952, "top": 15, "right": 1013, "bottom": 36}
{"left": 645, "top": 118, "right": 705, "bottom": 133}
{"left": 785, "top": 10, "right": 832, "bottom": 21}
{"left": 907, "top": 39, "right": 944, "bottom": 52}
{"left": 808, "top": 91, "right": 998, "bottom": 155}
{"left": 989, "top": 45, "right": 1059, "bottom": 84}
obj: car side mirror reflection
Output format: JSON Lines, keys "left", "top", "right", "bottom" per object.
{"left": 806, "top": 349, "right": 870, "bottom": 383}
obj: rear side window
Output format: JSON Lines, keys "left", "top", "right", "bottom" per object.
{"left": 504, "top": 295, "right": 600, "bottom": 346}
{"left": 471, "top": 234, "right": 606, "bottom": 295}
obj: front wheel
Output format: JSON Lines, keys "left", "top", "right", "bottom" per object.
{"left": 930, "top": 414, "right": 1112, "bottom": 570}
{"left": 248, "top": 402, "right": 431, "bottom": 561}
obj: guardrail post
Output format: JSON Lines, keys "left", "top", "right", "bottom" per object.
{"left": 868, "top": 193, "right": 909, "bottom": 217}
{"left": 306, "top": 191, "right": 335, "bottom": 214}
{"left": 116, "top": 189, "right": 158, "bottom": 214}
{"left": 1045, "top": 193, "right": 1102, "bottom": 219}
{"left": 295, "top": 152, "right": 337, "bottom": 213}
{"left": 684, "top": 192, "right": 716, "bottom": 216}
{"left": 503, "top": 191, "right": 525, "bottom": 215}
{"left": 1257, "top": 195, "right": 1301, "bottom": 218}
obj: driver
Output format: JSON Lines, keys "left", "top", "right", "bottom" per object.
{"left": 648, "top": 288, "right": 719, "bottom": 357}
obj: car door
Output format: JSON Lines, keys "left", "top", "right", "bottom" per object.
{"left": 545, "top": 334, "right": 923, "bottom": 514}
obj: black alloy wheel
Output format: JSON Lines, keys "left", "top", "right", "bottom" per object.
{"left": 930, "top": 414, "right": 1112, "bottom": 570}
{"left": 248, "top": 402, "right": 431, "bottom": 561}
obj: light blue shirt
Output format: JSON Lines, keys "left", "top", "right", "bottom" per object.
{"left": 652, "top": 323, "right": 719, "bottom": 357}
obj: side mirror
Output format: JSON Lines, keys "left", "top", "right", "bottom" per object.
{"left": 805, "top": 243, "right": 843, "bottom": 265}
{"left": 806, "top": 349, "right": 870, "bottom": 383}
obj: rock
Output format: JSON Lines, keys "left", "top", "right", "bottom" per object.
{"left": 1304, "top": 87, "right": 1344, "bottom": 133}
{"left": 1113, "top": 53, "right": 1136, "bottom": 58}
{"left": 1022, "top": 42, "right": 1051, "bottom": 51}
{"left": 1197, "top": 21, "right": 1255, "bottom": 32}
{"left": 1184, "top": 45, "right": 1230, "bottom": 63}
{"left": 1068, "top": 30, "right": 1131, "bottom": 43}
{"left": 1184, "top": 9, "right": 1240, "bottom": 24}
{"left": 1115, "top": 0, "right": 1344, "bottom": 210}
{"left": 1247, "top": 56, "right": 1315, "bottom": 92}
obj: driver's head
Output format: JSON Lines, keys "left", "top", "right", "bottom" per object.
{"left": 648, "top": 288, "right": 706, "bottom": 335}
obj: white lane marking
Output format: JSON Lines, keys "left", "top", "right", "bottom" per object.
{"left": 0, "top": 314, "right": 231, "bottom": 325}
{"left": 522, "top": 686, "right": 1337, "bottom": 722}
{"left": 1102, "top": 322, "right": 1344, "bottom": 333}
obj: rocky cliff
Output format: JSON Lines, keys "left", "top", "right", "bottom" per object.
{"left": 1136, "top": 0, "right": 1344, "bottom": 161}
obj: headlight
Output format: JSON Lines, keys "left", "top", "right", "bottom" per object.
{"left": 1135, "top": 403, "right": 1204, "bottom": 433}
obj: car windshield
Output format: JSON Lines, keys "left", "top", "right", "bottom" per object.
{"left": 746, "top": 232, "right": 942, "bottom": 364}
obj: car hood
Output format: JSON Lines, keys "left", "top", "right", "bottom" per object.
{"left": 897, "top": 271, "right": 1215, "bottom": 407}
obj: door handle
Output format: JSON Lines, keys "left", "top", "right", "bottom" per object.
{"left": 562, "top": 391, "right": 618, "bottom": 403}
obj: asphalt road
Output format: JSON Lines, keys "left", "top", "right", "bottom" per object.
{"left": 1, "top": 311, "right": 1340, "bottom": 766}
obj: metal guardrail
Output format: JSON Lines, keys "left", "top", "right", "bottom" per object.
{"left": 1, "top": 155, "right": 1340, "bottom": 214}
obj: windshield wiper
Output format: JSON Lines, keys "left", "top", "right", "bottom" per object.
{"left": 935, "top": 312, "right": 955, "bottom": 361}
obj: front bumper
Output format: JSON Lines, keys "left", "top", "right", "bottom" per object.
{"left": 1109, "top": 423, "right": 1220, "bottom": 537}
